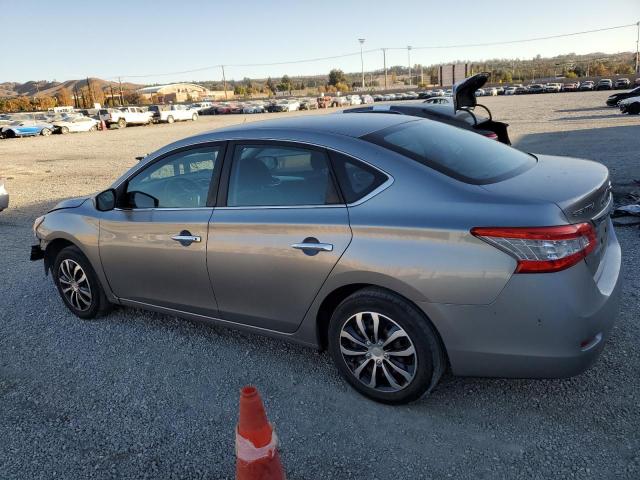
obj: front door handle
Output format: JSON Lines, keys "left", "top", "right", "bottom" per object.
{"left": 171, "top": 230, "right": 201, "bottom": 246}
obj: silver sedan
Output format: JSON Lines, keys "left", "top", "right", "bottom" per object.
{"left": 31, "top": 114, "right": 621, "bottom": 404}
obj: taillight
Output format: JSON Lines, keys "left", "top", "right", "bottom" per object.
{"left": 483, "top": 132, "right": 499, "bottom": 140}
{"left": 471, "top": 223, "right": 597, "bottom": 273}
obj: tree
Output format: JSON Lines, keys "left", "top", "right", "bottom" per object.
{"left": 266, "top": 77, "right": 276, "bottom": 94}
{"left": 55, "top": 88, "right": 73, "bottom": 107}
{"left": 565, "top": 71, "right": 578, "bottom": 79}
{"left": 328, "top": 69, "right": 346, "bottom": 86}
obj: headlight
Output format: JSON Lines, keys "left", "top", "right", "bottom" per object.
{"left": 33, "top": 215, "right": 45, "bottom": 238}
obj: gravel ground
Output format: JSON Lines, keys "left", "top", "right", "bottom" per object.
{"left": 0, "top": 91, "right": 639, "bottom": 479}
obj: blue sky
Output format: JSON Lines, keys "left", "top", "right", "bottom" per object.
{"left": 2, "top": 0, "right": 638, "bottom": 84}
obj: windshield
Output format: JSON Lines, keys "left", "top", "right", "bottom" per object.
{"left": 363, "top": 119, "right": 536, "bottom": 184}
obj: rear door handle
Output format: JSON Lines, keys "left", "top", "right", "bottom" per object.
{"left": 171, "top": 230, "right": 201, "bottom": 246}
{"left": 291, "top": 242, "right": 333, "bottom": 252}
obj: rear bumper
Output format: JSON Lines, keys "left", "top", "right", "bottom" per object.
{"left": 424, "top": 222, "right": 622, "bottom": 379}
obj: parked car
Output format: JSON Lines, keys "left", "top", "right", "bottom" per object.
{"left": 0, "top": 179, "right": 8, "bottom": 212}
{"left": 596, "top": 79, "right": 613, "bottom": 91}
{"left": 53, "top": 116, "right": 99, "bottom": 134}
{"left": 515, "top": 86, "right": 528, "bottom": 95}
{"left": 361, "top": 94, "right": 375, "bottom": 104}
{"left": 485, "top": 87, "right": 498, "bottom": 96}
{"left": 606, "top": 86, "right": 640, "bottom": 106}
{"left": 1, "top": 120, "right": 54, "bottom": 138}
{"left": 299, "top": 98, "right": 318, "bottom": 110}
{"left": 346, "top": 95, "right": 362, "bottom": 106}
{"left": 544, "top": 83, "right": 561, "bottom": 93}
{"left": 423, "top": 97, "right": 453, "bottom": 105}
{"left": 149, "top": 105, "right": 198, "bottom": 123}
{"left": 618, "top": 96, "right": 640, "bottom": 114}
{"left": 99, "top": 107, "right": 153, "bottom": 128}
{"left": 563, "top": 82, "right": 579, "bottom": 92}
{"left": 614, "top": 78, "right": 630, "bottom": 89}
{"left": 344, "top": 73, "right": 511, "bottom": 145}
{"left": 331, "top": 96, "right": 348, "bottom": 107}
{"left": 528, "top": 84, "right": 545, "bottom": 94}
{"left": 504, "top": 87, "right": 517, "bottom": 95}
{"left": 31, "top": 111, "right": 621, "bottom": 405}
{"left": 475, "top": 89, "right": 485, "bottom": 97}
{"left": 579, "top": 81, "right": 595, "bottom": 91}
{"left": 317, "top": 96, "right": 333, "bottom": 108}
{"left": 190, "top": 102, "right": 213, "bottom": 112}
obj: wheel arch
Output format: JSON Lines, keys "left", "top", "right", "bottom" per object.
{"left": 315, "top": 282, "right": 450, "bottom": 369}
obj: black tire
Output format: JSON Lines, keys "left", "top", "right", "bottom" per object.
{"left": 40, "top": 128, "right": 52, "bottom": 136}
{"left": 4, "top": 129, "right": 15, "bottom": 138}
{"left": 60, "top": 126, "right": 69, "bottom": 134}
{"left": 191, "top": 113, "right": 198, "bottom": 121}
{"left": 328, "top": 287, "right": 446, "bottom": 404}
{"left": 166, "top": 115, "right": 174, "bottom": 124}
{"left": 89, "top": 125, "right": 97, "bottom": 132}
{"left": 627, "top": 103, "right": 640, "bottom": 115}
{"left": 117, "top": 118, "right": 126, "bottom": 128}
{"left": 53, "top": 246, "right": 111, "bottom": 319}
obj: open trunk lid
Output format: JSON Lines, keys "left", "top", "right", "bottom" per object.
{"left": 453, "top": 72, "right": 489, "bottom": 111}
{"left": 481, "top": 154, "right": 612, "bottom": 275}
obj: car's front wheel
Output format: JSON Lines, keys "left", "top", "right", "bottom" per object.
{"left": 53, "top": 246, "right": 111, "bottom": 319}
{"left": 192, "top": 113, "right": 198, "bottom": 121}
{"left": 166, "top": 115, "right": 174, "bottom": 124}
{"left": 328, "top": 288, "right": 446, "bottom": 404}
{"left": 41, "top": 128, "right": 52, "bottom": 136}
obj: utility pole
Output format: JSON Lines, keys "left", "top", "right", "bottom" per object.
{"left": 358, "top": 38, "right": 365, "bottom": 89}
{"left": 221, "top": 65, "right": 228, "bottom": 99}
{"left": 118, "top": 77, "right": 124, "bottom": 106}
{"left": 407, "top": 46, "right": 412, "bottom": 86}
{"left": 382, "top": 48, "right": 388, "bottom": 90}
{"left": 110, "top": 85, "right": 116, "bottom": 107}
{"left": 635, "top": 21, "right": 639, "bottom": 74}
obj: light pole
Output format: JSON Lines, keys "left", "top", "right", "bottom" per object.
{"left": 635, "top": 21, "right": 639, "bottom": 74}
{"left": 358, "top": 38, "right": 365, "bottom": 89}
{"left": 407, "top": 46, "right": 412, "bottom": 86}
{"left": 382, "top": 48, "right": 388, "bottom": 90}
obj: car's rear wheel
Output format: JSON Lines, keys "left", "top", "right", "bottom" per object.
{"left": 53, "top": 246, "right": 111, "bottom": 319}
{"left": 89, "top": 125, "right": 97, "bottom": 132}
{"left": 60, "top": 126, "right": 69, "bottom": 134}
{"left": 167, "top": 116, "right": 174, "bottom": 124}
{"left": 328, "top": 288, "right": 446, "bottom": 404}
{"left": 117, "top": 118, "right": 126, "bottom": 128}
{"left": 192, "top": 113, "right": 198, "bottom": 121}
{"left": 41, "top": 128, "right": 52, "bottom": 136}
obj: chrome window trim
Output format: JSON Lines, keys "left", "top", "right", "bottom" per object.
{"left": 112, "top": 136, "right": 394, "bottom": 210}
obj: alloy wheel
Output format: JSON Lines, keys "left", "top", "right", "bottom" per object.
{"left": 339, "top": 312, "right": 417, "bottom": 392}
{"left": 58, "top": 259, "right": 92, "bottom": 311}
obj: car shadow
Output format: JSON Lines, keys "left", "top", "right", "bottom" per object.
{"left": 555, "top": 106, "right": 610, "bottom": 113}
{"left": 554, "top": 113, "right": 624, "bottom": 121}
{"left": 514, "top": 125, "right": 640, "bottom": 187}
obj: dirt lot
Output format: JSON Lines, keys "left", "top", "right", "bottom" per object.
{"left": 1, "top": 91, "right": 639, "bottom": 479}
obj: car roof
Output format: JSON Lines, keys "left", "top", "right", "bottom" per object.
{"left": 203, "top": 112, "right": 414, "bottom": 139}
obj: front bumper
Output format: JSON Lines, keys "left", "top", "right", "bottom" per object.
{"left": 30, "top": 244, "right": 45, "bottom": 261}
{"left": 424, "top": 220, "right": 622, "bottom": 378}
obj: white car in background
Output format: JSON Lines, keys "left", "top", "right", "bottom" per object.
{"left": 100, "top": 107, "right": 153, "bottom": 128}
{"left": 53, "top": 116, "right": 99, "bottom": 134}
{"left": 346, "top": 95, "right": 362, "bottom": 105}
{"left": 331, "top": 96, "right": 349, "bottom": 107}
{"left": 486, "top": 87, "right": 498, "bottom": 96}
{"left": 190, "top": 102, "right": 213, "bottom": 112}
{"left": 149, "top": 105, "right": 198, "bottom": 123}
{"left": 0, "top": 179, "right": 8, "bottom": 212}
{"left": 361, "top": 94, "right": 374, "bottom": 104}
{"left": 619, "top": 96, "right": 640, "bottom": 115}
{"left": 504, "top": 86, "right": 517, "bottom": 95}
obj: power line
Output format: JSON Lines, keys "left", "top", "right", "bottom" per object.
{"left": 112, "top": 23, "right": 636, "bottom": 80}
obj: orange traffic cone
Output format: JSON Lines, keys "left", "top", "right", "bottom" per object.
{"left": 236, "top": 386, "right": 285, "bottom": 480}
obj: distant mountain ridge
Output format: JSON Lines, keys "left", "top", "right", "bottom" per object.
{"left": 0, "top": 78, "right": 143, "bottom": 98}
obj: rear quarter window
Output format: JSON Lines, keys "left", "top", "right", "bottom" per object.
{"left": 362, "top": 119, "right": 535, "bottom": 184}
{"left": 329, "top": 151, "right": 388, "bottom": 204}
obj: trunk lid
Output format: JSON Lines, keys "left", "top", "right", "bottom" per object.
{"left": 453, "top": 72, "right": 489, "bottom": 111}
{"left": 481, "top": 154, "right": 612, "bottom": 274}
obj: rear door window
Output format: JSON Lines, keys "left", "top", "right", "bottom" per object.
{"left": 363, "top": 119, "right": 535, "bottom": 184}
{"left": 329, "top": 152, "right": 388, "bottom": 204}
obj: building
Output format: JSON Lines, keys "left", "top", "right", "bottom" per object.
{"left": 137, "top": 83, "right": 233, "bottom": 103}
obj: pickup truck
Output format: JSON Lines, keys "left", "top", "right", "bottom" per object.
{"left": 100, "top": 107, "right": 153, "bottom": 128}
{"left": 148, "top": 105, "right": 198, "bottom": 123}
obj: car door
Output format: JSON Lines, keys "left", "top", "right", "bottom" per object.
{"left": 99, "top": 143, "right": 225, "bottom": 316}
{"left": 207, "top": 141, "right": 352, "bottom": 333}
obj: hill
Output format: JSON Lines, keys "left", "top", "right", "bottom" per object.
{"left": 0, "top": 78, "right": 143, "bottom": 98}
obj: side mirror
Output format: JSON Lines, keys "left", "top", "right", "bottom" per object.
{"left": 96, "top": 189, "right": 116, "bottom": 211}
{"left": 129, "top": 191, "right": 159, "bottom": 209}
